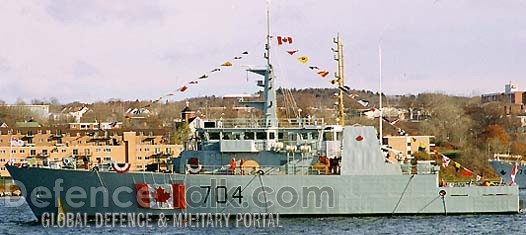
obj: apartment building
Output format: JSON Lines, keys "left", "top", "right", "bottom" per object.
{"left": 481, "top": 83, "right": 526, "bottom": 114}
{"left": 383, "top": 135, "right": 435, "bottom": 159}
{"left": 0, "top": 125, "right": 182, "bottom": 177}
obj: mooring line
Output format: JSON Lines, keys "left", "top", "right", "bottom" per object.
{"left": 257, "top": 174, "right": 269, "bottom": 213}
{"left": 95, "top": 170, "right": 105, "bottom": 187}
{"left": 416, "top": 195, "right": 440, "bottom": 214}
{"left": 441, "top": 195, "right": 447, "bottom": 216}
{"left": 392, "top": 174, "right": 415, "bottom": 216}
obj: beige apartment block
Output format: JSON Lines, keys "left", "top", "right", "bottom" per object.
{"left": 0, "top": 127, "right": 182, "bottom": 177}
{"left": 383, "top": 135, "right": 435, "bottom": 159}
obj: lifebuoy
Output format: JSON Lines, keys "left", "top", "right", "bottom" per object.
{"left": 186, "top": 164, "right": 202, "bottom": 174}
{"left": 111, "top": 163, "right": 131, "bottom": 173}
{"left": 62, "top": 158, "right": 72, "bottom": 165}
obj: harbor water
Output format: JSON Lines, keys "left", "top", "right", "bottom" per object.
{"left": 1, "top": 197, "right": 525, "bottom": 234}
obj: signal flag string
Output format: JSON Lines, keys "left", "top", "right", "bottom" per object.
{"left": 125, "top": 51, "right": 250, "bottom": 117}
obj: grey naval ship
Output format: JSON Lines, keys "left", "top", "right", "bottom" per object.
{"left": 6, "top": 17, "right": 520, "bottom": 220}
{"left": 489, "top": 154, "right": 525, "bottom": 188}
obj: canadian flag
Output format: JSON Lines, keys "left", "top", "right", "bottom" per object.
{"left": 277, "top": 36, "right": 293, "bottom": 45}
{"left": 10, "top": 136, "right": 24, "bottom": 147}
{"left": 135, "top": 184, "right": 186, "bottom": 209}
{"left": 510, "top": 162, "right": 518, "bottom": 186}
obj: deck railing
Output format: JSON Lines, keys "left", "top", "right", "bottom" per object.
{"left": 180, "top": 164, "right": 337, "bottom": 176}
{"left": 400, "top": 160, "right": 440, "bottom": 175}
{"left": 198, "top": 118, "right": 325, "bottom": 129}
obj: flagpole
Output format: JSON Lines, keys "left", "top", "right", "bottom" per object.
{"left": 378, "top": 44, "right": 383, "bottom": 145}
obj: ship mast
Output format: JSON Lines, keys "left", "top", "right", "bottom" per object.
{"left": 333, "top": 33, "right": 345, "bottom": 126}
{"left": 266, "top": 5, "right": 271, "bottom": 66}
{"left": 241, "top": 1, "right": 278, "bottom": 128}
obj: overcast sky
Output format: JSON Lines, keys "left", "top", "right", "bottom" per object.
{"left": 1, "top": 0, "right": 525, "bottom": 104}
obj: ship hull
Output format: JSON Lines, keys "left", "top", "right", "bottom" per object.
{"left": 7, "top": 166, "right": 519, "bottom": 219}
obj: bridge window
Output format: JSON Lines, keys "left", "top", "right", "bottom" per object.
{"left": 244, "top": 132, "right": 254, "bottom": 140}
{"left": 208, "top": 132, "right": 220, "bottom": 140}
{"left": 323, "top": 132, "right": 334, "bottom": 141}
{"left": 256, "top": 132, "right": 266, "bottom": 140}
{"left": 291, "top": 133, "right": 298, "bottom": 141}
{"left": 232, "top": 133, "right": 242, "bottom": 140}
{"left": 223, "top": 133, "right": 233, "bottom": 140}
{"left": 268, "top": 132, "right": 275, "bottom": 140}
{"left": 301, "top": 132, "right": 309, "bottom": 140}
{"left": 278, "top": 132, "right": 285, "bottom": 140}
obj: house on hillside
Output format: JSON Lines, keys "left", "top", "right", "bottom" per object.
{"left": 177, "top": 104, "right": 204, "bottom": 133}
{"left": 125, "top": 107, "right": 151, "bottom": 116}
{"left": 61, "top": 106, "right": 90, "bottom": 122}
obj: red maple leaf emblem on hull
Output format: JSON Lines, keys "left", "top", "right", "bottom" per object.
{"left": 154, "top": 187, "right": 171, "bottom": 203}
